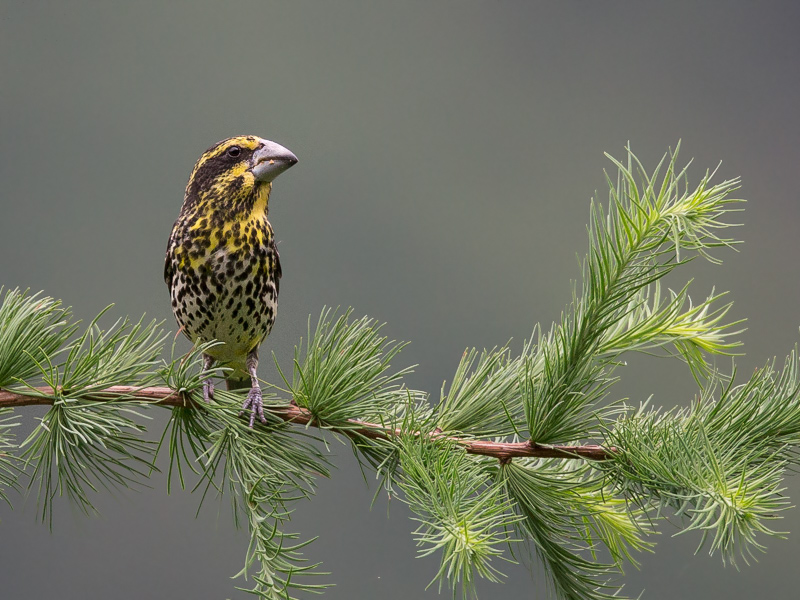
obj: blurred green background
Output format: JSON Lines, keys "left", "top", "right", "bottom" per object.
{"left": 2, "top": 1, "right": 799, "bottom": 598}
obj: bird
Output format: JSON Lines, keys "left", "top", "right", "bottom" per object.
{"left": 164, "top": 135, "right": 298, "bottom": 426}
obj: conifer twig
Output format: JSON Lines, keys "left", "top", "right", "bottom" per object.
{"left": 0, "top": 385, "right": 614, "bottom": 460}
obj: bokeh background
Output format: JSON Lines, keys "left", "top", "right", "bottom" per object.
{"left": 2, "top": 2, "right": 800, "bottom": 598}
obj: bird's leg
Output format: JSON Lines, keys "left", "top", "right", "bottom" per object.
{"left": 202, "top": 353, "right": 215, "bottom": 403}
{"left": 239, "top": 348, "right": 267, "bottom": 427}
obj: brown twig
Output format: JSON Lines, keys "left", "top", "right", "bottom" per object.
{"left": 0, "top": 386, "right": 616, "bottom": 461}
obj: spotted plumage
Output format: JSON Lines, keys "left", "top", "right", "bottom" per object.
{"left": 165, "top": 135, "right": 298, "bottom": 425}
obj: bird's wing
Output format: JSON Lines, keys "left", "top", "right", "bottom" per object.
{"left": 271, "top": 237, "right": 282, "bottom": 297}
{"left": 164, "top": 228, "right": 177, "bottom": 285}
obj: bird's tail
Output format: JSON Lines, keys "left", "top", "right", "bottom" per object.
{"left": 224, "top": 357, "right": 251, "bottom": 391}
{"left": 225, "top": 376, "right": 250, "bottom": 391}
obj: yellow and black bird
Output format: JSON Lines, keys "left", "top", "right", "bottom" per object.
{"left": 164, "top": 135, "right": 298, "bottom": 426}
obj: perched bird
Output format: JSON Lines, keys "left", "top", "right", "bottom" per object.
{"left": 164, "top": 135, "right": 298, "bottom": 426}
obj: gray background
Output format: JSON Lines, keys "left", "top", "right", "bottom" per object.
{"left": 2, "top": 1, "right": 799, "bottom": 598}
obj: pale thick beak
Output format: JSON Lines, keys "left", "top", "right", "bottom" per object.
{"left": 250, "top": 140, "right": 298, "bottom": 183}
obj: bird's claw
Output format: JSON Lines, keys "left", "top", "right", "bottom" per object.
{"left": 203, "top": 377, "right": 215, "bottom": 403}
{"left": 240, "top": 385, "right": 267, "bottom": 428}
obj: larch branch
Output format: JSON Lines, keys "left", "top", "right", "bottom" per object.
{"left": 0, "top": 386, "right": 615, "bottom": 461}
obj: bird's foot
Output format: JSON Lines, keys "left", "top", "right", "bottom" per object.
{"left": 240, "top": 384, "right": 267, "bottom": 428}
{"left": 202, "top": 377, "right": 215, "bottom": 403}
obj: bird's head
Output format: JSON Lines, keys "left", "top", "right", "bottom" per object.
{"left": 184, "top": 135, "right": 298, "bottom": 211}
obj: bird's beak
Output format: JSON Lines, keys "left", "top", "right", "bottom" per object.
{"left": 251, "top": 140, "right": 299, "bottom": 183}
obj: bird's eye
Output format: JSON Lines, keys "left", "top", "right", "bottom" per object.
{"left": 227, "top": 146, "right": 242, "bottom": 158}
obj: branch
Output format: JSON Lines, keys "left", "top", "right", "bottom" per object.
{"left": 0, "top": 385, "right": 615, "bottom": 461}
